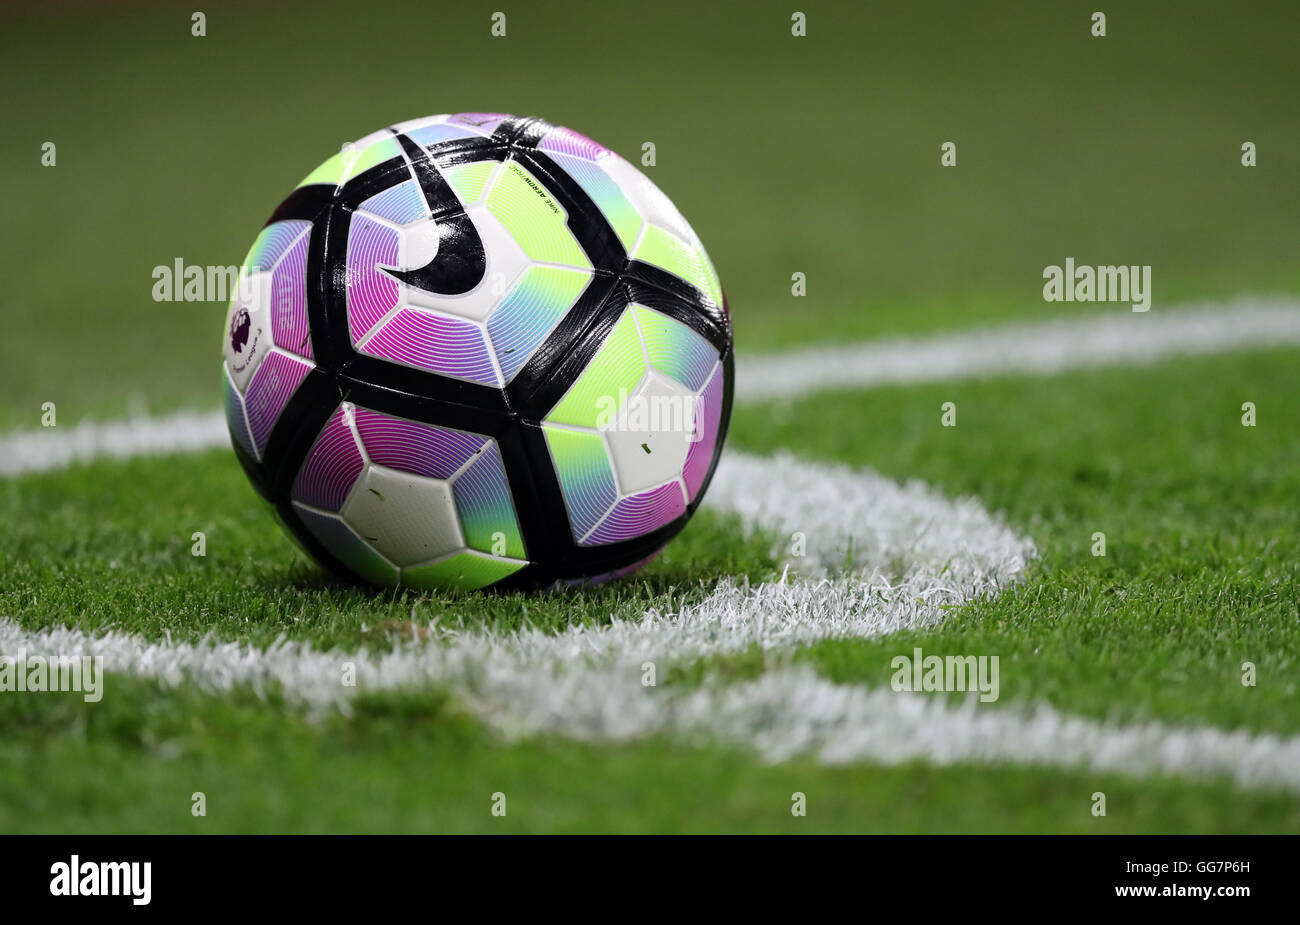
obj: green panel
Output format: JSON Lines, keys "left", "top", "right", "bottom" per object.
{"left": 402, "top": 552, "right": 526, "bottom": 591}
{"left": 544, "top": 308, "right": 646, "bottom": 428}
{"left": 632, "top": 224, "right": 724, "bottom": 307}
{"left": 486, "top": 160, "right": 591, "bottom": 269}
{"left": 297, "top": 137, "right": 403, "bottom": 188}
{"left": 443, "top": 161, "right": 497, "bottom": 207}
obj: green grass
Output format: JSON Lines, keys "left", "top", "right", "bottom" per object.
{"left": 5, "top": 677, "right": 1299, "bottom": 834}
{"left": 0, "top": 450, "right": 777, "bottom": 651}
{"left": 3, "top": 0, "right": 1300, "bottom": 834}
{"left": 729, "top": 348, "right": 1300, "bottom": 735}
{"left": 3, "top": 345, "right": 1299, "bottom": 832}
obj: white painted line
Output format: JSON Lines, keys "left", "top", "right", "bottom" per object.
{"left": 3, "top": 297, "right": 1298, "bottom": 792}
{"left": 737, "top": 296, "right": 1300, "bottom": 401}
{"left": 0, "top": 411, "right": 227, "bottom": 478}
{"left": 4, "top": 450, "right": 1296, "bottom": 794}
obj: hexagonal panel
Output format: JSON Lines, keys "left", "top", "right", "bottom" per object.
{"left": 284, "top": 403, "right": 532, "bottom": 590}
{"left": 541, "top": 303, "right": 724, "bottom": 546}
{"left": 341, "top": 464, "right": 463, "bottom": 568}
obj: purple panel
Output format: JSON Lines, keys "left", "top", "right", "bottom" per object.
{"left": 243, "top": 350, "right": 312, "bottom": 456}
{"left": 352, "top": 406, "right": 485, "bottom": 479}
{"left": 359, "top": 178, "right": 427, "bottom": 226}
{"left": 345, "top": 213, "right": 401, "bottom": 344}
{"left": 408, "top": 123, "right": 480, "bottom": 150}
{"left": 584, "top": 481, "right": 686, "bottom": 546}
{"left": 683, "top": 362, "right": 724, "bottom": 502}
{"left": 539, "top": 125, "right": 610, "bottom": 162}
{"left": 362, "top": 308, "right": 499, "bottom": 386}
{"left": 292, "top": 406, "right": 364, "bottom": 512}
{"left": 271, "top": 229, "right": 312, "bottom": 359}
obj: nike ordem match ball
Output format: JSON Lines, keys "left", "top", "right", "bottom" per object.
{"left": 222, "top": 114, "right": 733, "bottom": 591}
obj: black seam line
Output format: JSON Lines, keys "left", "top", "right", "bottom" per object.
{"left": 507, "top": 279, "right": 627, "bottom": 419}
{"left": 620, "top": 265, "right": 731, "bottom": 354}
{"left": 261, "top": 368, "right": 342, "bottom": 499}
{"left": 265, "top": 183, "right": 334, "bottom": 226}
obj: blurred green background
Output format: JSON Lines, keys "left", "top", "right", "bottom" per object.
{"left": 1, "top": 0, "right": 1296, "bottom": 431}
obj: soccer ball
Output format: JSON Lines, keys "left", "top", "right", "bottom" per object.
{"left": 222, "top": 113, "right": 733, "bottom": 591}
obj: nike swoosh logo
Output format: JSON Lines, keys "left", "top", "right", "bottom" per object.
{"left": 383, "top": 213, "right": 486, "bottom": 295}
{"left": 381, "top": 131, "right": 488, "bottom": 296}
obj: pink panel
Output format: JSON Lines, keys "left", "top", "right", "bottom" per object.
{"left": 352, "top": 406, "right": 485, "bottom": 479}
{"left": 292, "top": 406, "right": 364, "bottom": 511}
{"left": 243, "top": 351, "right": 312, "bottom": 457}
{"left": 584, "top": 481, "right": 686, "bottom": 546}
{"left": 682, "top": 362, "right": 724, "bottom": 502}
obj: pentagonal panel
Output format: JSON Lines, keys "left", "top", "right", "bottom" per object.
{"left": 341, "top": 464, "right": 463, "bottom": 567}
{"left": 602, "top": 371, "right": 696, "bottom": 495}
